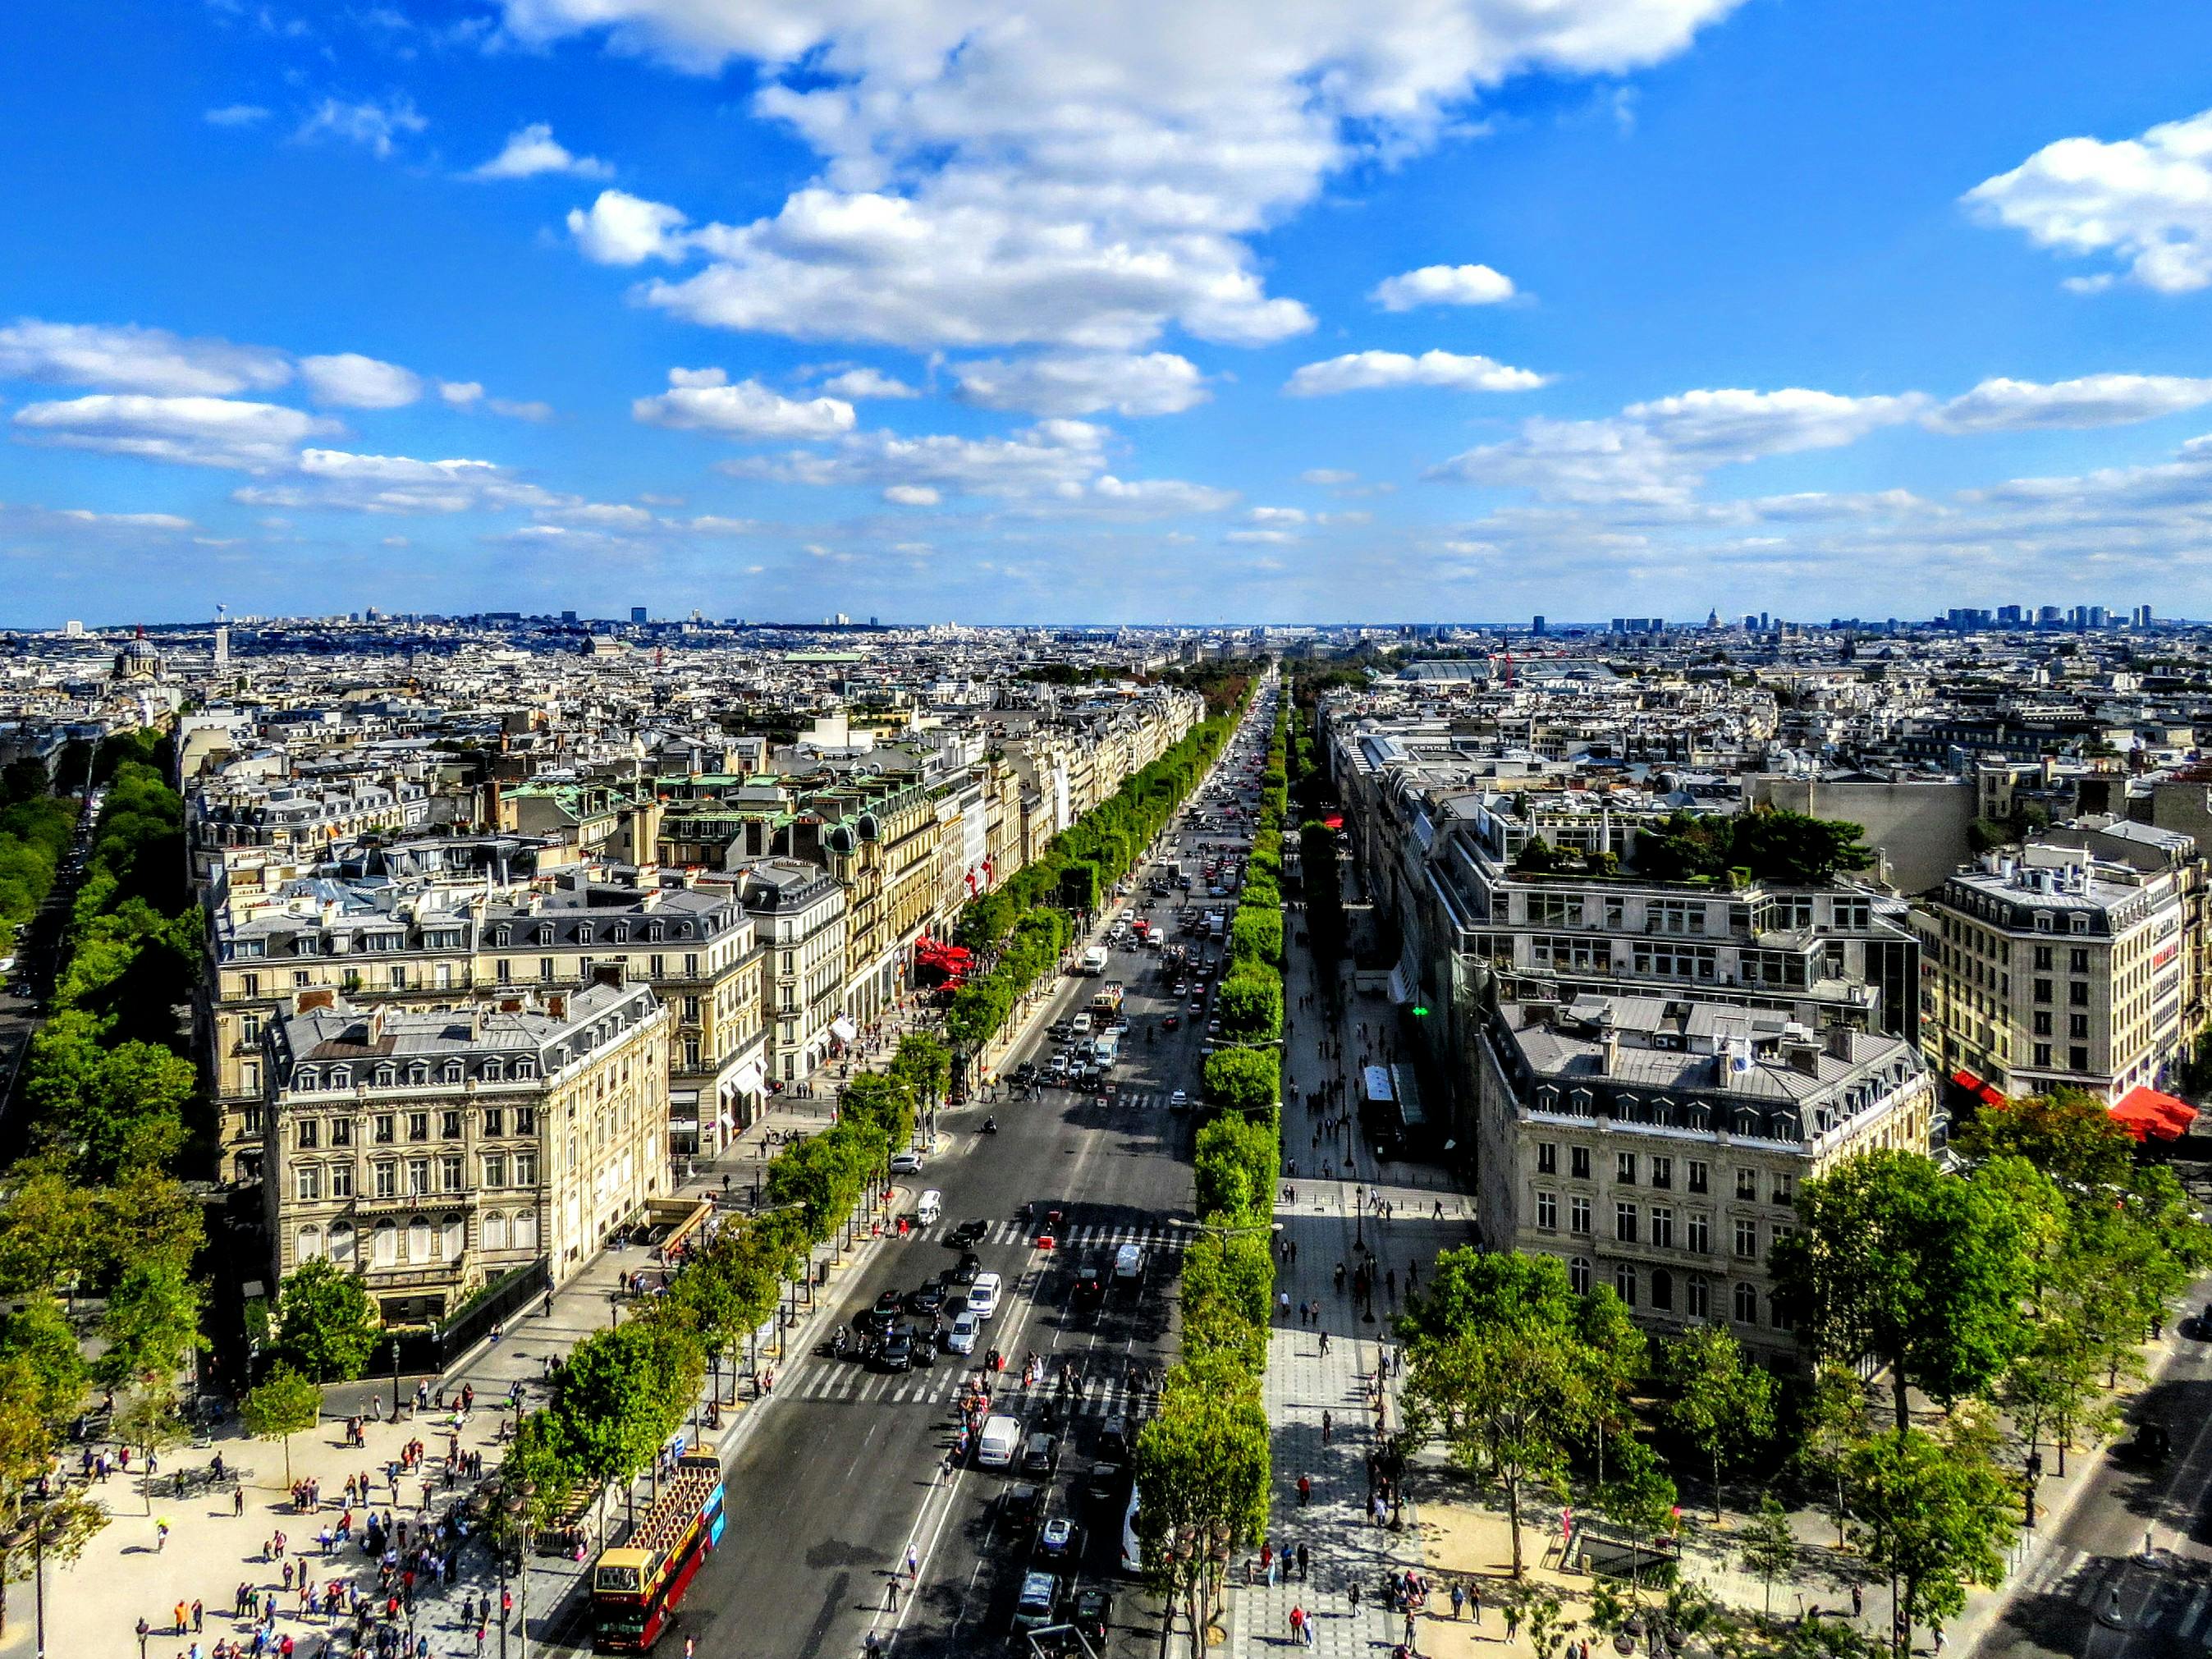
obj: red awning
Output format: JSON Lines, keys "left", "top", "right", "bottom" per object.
{"left": 2110, "top": 1084, "right": 2199, "bottom": 1143}
{"left": 1951, "top": 1069, "right": 2007, "bottom": 1107}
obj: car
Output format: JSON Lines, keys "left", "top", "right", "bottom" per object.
{"left": 1012, "top": 1570, "right": 1062, "bottom": 1631}
{"left": 1087, "top": 1459, "right": 1127, "bottom": 1503}
{"left": 969, "top": 1272, "right": 1003, "bottom": 1319}
{"left": 946, "top": 1310, "right": 980, "bottom": 1354}
{"left": 1207, "top": 1019, "right": 1222, "bottom": 1038}
{"left": 1000, "top": 1481, "right": 1045, "bottom": 1533}
{"left": 949, "top": 1219, "right": 990, "bottom": 1248}
{"left": 2119, "top": 1423, "right": 2172, "bottom": 1464}
{"left": 904, "top": 1322, "right": 938, "bottom": 1368}
{"left": 1162, "top": 1012, "right": 1181, "bottom": 1031}
{"left": 953, "top": 1252, "right": 983, "bottom": 1284}
{"left": 1022, "top": 1430, "right": 1060, "bottom": 1475}
{"left": 1169, "top": 1089, "right": 1188, "bottom": 1110}
{"left": 909, "top": 1282, "right": 947, "bottom": 1316}
{"left": 890, "top": 1150, "right": 925, "bottom": 1176}
{"left": 873, "top": 1327, "right": 914, "bottom": 1372}
{"left": 863, "top": 1290, "right": 904, "bottom": 1332}
{"left": 1035, "top": 1515, "right": 1085, "bottom": 1568}
{"left": 1071, "top": 1587, "right": 1115, "bottom": 1643}
{"left": 1096, "top": 1416, "right": 1130, "bottom": 1464}
{"left": 1073, "top": 1258, "right": 1108, "bottom": 1304}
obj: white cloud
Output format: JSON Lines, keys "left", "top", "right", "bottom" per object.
{"left": 470, "top": 122, "right": 614, "bottom": 181}
{"left": 1928, "top": 374, "right": 2212, "bottom": 433}
{"left": 1300, "top": 467, "right": 1358, "bottom": 485}
{"left": 1248, "top": 506, "right": 1308, "bottom": 525}
{"left": 1370, "top": 263, "right": 1516, "bottom": 309}
{"left": 883, "top": 484, "right": 941, "bottom": 505}
{"left": 1077, "top": 475, "right": 1239, "bottom": 514}
{"left": 0, "top": 319, "right": 291, "bottom": 396}
{"left": 299, "top": 352, "right": 424, "bottom": 409}
{"left": 1965, "top": 108, "right": 2212, "bottom": 294}
{"left": 514, "top": 0, "right": 1741, "bottom": 352}
{"left": 488, "top": 396, "right": 555, "bottom": 421}
{"left": 633, "top": 366, "right": 856, "bottom": 438}
{"left": 1428, "top": 387, "right": 1926, "bottom": 502}
{"left": 234, "top": 448, "right": 559, "bottom": 513}
{"left": 294, "top": 94, "right": 427, "bottom": 158}
{"left": 441, "top": 380, "right": 554, "bottom": 420}
{"left": 1225, "top": 528, "right": 1294, "bottom": 543}
{"left": 567, "top": 190, "right": 691, "bottom": 264}
{"left": 818, "top": 368, "right": 919, "bottom": 399}
{"left": 204, "top": 104, "right": 270, "bottom": 126}
{"left": 1285, "top": 349, "right": 1548, "bottom": 396}
{"left": 953, "top": 351, "right": 1207, "bottom": 417}
{"left": 0, "top": 502, "right": 195, "bottom": 537}
{"left": 11, "top": 395, "right": 337, "bottom": 471}
{"left": 439, "top": 380, "right": 484, "bottom": 406}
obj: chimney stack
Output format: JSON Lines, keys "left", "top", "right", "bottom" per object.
{"left": 1825, "top": 1024, "right": 1854, "bottom": 1061}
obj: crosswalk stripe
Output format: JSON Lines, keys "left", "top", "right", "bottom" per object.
{"left": 2072, "top": 1570, "right": 2103, "bottom": 1609}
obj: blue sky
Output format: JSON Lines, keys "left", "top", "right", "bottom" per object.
{"left": 4, "top": 0, "right": 2212, "bottom": 626}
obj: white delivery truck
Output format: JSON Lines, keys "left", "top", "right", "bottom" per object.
{"left": 978, "top": 1414, "right": 1023, "bottom": 1469}
{"left": 1080, "top": 946, "right": 1111, "bottom": 976}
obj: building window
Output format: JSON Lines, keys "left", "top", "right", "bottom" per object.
{"left": 406, "top": 1158, "right": 430, "bottom": 1198}
{"left": 373, "top": 1162, "right": 396, "bottom": 1199}
{"left": 295, "top": 1118, "right": 318, "bottom": 1150}
{"left": 1650, "top": 1156, "right": 1672, "bottom": 1189}
{"left": 1686, "top": 1276, "right": 1709, "bottom": 1318}
{"left": 515, "top": 1107, "right": 536, "bottom": 1134}
{"left": 1570, "top": 1146, "right": 1591, "bottom": 1180}
{"left": 483, "top": 1153, "right": 506, "bottom": 1189}
{"left": 1733, "top": 1219, "right": 1760, "bottom": 1259}
{"left": 441, "top": 1155, "right": 464, "bottom": 1192}
{"left": 513, "top": 1151, "right": 538, "bottom": 1185}
{"left": 2034, "top": 1043, "right": 2053, "bottom": 1067}
{"left": 1771, "top": 1174, "right": 1793, "bottom": 1206}
{"left": 328, "top": 1162, "right": 353, "bottom": 1198}
{"left": 482, "top": 1107, "right": 504, "bottom": 1137}
{"left": 1616, "top": 1153, "right": 1637, "bottom": 1185}
{"left": 1733, "top": 1281, "right": 1760, "bottom": 1324}
{"left": 1536, "top": 1191, "right": 1558, "bottom": 1231}
{"left": 1614, "top": 1203, "right": 1639, "bottom": 1244}
{"left": 2070, "top": 947, "right": 2090, "bottom": 973}
{"left": 1649, "top": 1268, "right": 1674, "bottom": 1313}
{"left": 1687, "top": 1160, "right": 1710, "bottom": 1194}
{"left": 372, "top": 1221, "right": 397, "bottom": 1266}
{"left": 1650, "top": 1207, "right": 1674, "bottom": 1249}
{"left": 2034, "top": 978, "right": 2053, "bottom": 1004}
{"left": 2033, "top": 1011, "right": 2052, "bottom": 1036}
{"left": 1569, "top": 1256, "right": 1592, "bottom": 1295}
{"left": 2069, "top": 1045, "right": 2090, "bottom": 1071}
{"left": 295, "top": 1165, "right": 323, "bottom": 1203}
{"left": 539, "top": 958, "right": 555, "bottom": 983}
{"left": 1614, "top": 1263, "right": 1637, "bottom": 1306}
{"left": 1735, "top": 1167, "right": 1758, "bottom": 1201}
{"left": 442, "top": 1111, "right": 463, "bottom": 1139}
{"left": 1569, "top": 1197, "right": 1591, "bottom": 1235}
{"left": 1536, "top": 1142, "right": 1558, "bottom": 1176}
{"left": 373, "top": 1114, "right": 395, "bottom": 1144}
{"left": 2068, "top": 1013, "right": 2090, "bottom": 1040}
{"left": 2069, "top": 981, "right": 2090, "bottom": 1006}
{"left": 496, "top": 960, "right": 512, "bottom": 984}
{"left": 407, "top": 1112, "right": 429, "bottom": 1143}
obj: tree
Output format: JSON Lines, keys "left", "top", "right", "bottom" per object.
{"left": 110, "top": 1386, "right": 186, "bottom": 1513}
{"left": 274, "top": 1260, "right": 382, "bottom": 1382}
{"left": 1193, "top": 1114, "right": 1276, "bottom": 1222}
{"left": 0, "top": 1488, "right": 108, "bottom": 1640}
{"left": 0, "top": 1298, "right": 85, "bottom": 1429}
{"left": 95, "top": 1258, "right": 202, "bottom": 1392}
{"left": 1844, "top": 1426, "right": 2016, "bottom": 1657}
{"left": 1796, "top": 1364, "right": 1871, "bottom": 1547}
{"left": 1659, "top": 1326, "right": 1775, "bottom": 1520}
{"left": 1215, "top": 971, "right": 1283, "bottom": 1044}
{"left": 0, "top": 1163, "right": 102, "bottom": 1294}
{"left": 1180, "top": 1231, "right": 1275, "bottom": 1331}
{"left": 1202, "top": 1047, "right": 1278, "bottom": 1116}
{"left": 1739, "top": 1493, "right": 1798, "bottom": 1616}
{"left": 1591, "top": 1432, "right": 1678, "bottom": 1593}
{"left": 240, "top": 1365, "right": 323, "bottom": 1487}
{"left": 553, "top": 1322, "right": 704, "bottom": 1532}
{"left": 1769, "top": 1150, "right": 2036, "bottom": 1430}
{"left": 1134, "top": 1386, "right": 1270, "bottom": 1659}
{"left": 1404, "top": 1323, "right": 1589, "bottom": 1578}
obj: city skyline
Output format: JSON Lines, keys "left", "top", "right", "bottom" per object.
{"left": 7, "top": 2, "right": 2212, "bottom": 623}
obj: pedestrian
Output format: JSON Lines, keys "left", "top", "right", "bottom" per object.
{"left": 884, "top": 1579, "right": 900, "bottom": 1611}
{"left": 1851, "top": 1585, "right": 1862, "bottom": 1620}
{"left": 1405, "top": 1611, "right": 1419, "bottom": 1653}
{"left": 1321, "top": 1409, "right": 1333, "bottom": 1444}
{"left": 1297, "top": 1473, "right": 1312, "bottom": 1506}
{"left": 175, "top": 1601, "right": 189, "bottom": 1635}
{"left": 1290, "top": 1606, "right": 1306, "bottom": 1645}
{"left": 907, "top": 1542, "right": 919, "bottom": 1580}
{"left": 1297, "top": 1542, "right": 1309, "bottom": 1582}
{"left": 1451, "top": 1583, "right": 1466, "bottom": 1620}
{"left": 1349, "top": 1583, "right": 1362, "bottom": 1615}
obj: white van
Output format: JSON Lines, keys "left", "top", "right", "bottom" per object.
{"left": 916, "top": 1189, "right": 942, "bottom": 1226}
{"left": 1114, "top": 1244, "right": 1146, "bottom": 1285}
{"left": 978, "top": 1414, "right": 1023, "bottom": 1469}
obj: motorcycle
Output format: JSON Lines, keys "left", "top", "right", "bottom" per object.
{"left": 982, "top": 1116, "right": 998, "bottom": 1134}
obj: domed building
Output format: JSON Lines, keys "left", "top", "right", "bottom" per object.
{"left": 112, "top": 626, "right": 163, "bottom": 681}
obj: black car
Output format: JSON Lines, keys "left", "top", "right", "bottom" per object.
{"left": 1022, "top": 1430, "right": 1060, "bottom": 1476}
{"left": 904, "top": 1322, "right": 937, "bottom": 1368}
{"left": 948, "top": 1219, "right": 990, "bottom": 1249}
{"left": 873, "top": 1327, "right": 914, "bottom": 1372}
{"left": 1073, "top": 1258, "right": 1107, "bottom": 1305}
{"left": 863, "top": 1290, "right": 904, "bottom": 1332}
{"left": 1072, "top": 1587, "right": 1115, "bottom": 1643}
{"left": 1000, "top": 1482, "right": 1045, "bottom": 1534}
{"left": 909, "top": 1281, "right": 947, "bottom": 1316}
{"left": 952, "top": 1252, "right": 983, "bottom": 1285}
{"left": 1086, "top": 1459, "right": 1127, "bottom": 1503}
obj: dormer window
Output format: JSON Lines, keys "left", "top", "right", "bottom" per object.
{"left": 406, "top": 1062, "right": 430, "bottom": 1086}
{"left": 610, "top": 924, "right": 629, "bottom": 944}
{"left": 577, "top": 925, "right": 594, "bottom": 946}
{"left": 535, "top": 924, "right": 555, "bottom": 946}
{"left": 482, "top": 1060, "right": 504, "bottom": 1083}
{"left": 492, "top": 927, "right": 512, "bottom": 947}
{"left": 329, "top": 1066, "right": 350, "bottom": 1088}
{"left": 646, "top": 923, "right": 665, "bottom": 943}
{"left": 295, "top": 937, "right": 320, "bottom": 956}
{"left": 296, "top": 1070, "right": 319, "bottom": 1091}
{"left": 443, "top": 1060, "right": 465, "bottom": 1084}
{"left": 513, "top": 1059, "right": 537, "bottom": 1079}
{"left": 374, "top": 1064, "right": 398, "bottom": 1087}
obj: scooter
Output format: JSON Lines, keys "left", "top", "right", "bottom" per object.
{"left": 982, "top": 1116, "right": 998, "bottom": 1134}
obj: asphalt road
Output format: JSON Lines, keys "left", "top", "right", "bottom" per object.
{"left": 1980, "top": 1160, "right": 2212, "bottom": 1659}
{"left": 648, "top": 691, "right": 1279, "bottom": 1659}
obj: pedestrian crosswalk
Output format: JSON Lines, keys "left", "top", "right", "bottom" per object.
{"left": 2010, "top": 1543, "right": 2212, "bottom": 1643}
{"left": 905, "top": 1218, "right": 1191, "bottom": 1251}
{"left": 781, "top": 1360, "right": 1153, "bottom": 1414}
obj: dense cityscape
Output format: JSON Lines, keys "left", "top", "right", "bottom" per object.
{"left": 13, "top": 0, "right": 2212, "bottom": 1657}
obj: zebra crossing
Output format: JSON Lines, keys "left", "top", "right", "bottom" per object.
{"left": 908, "top": 1218, "right": 1191, "bottom": 1252}
{"left": 2012, "top": 1542, "right": 2212, "bottom": 1643}
{"left": 783, "top": 1361, "right": 1151, "bottom": 1414}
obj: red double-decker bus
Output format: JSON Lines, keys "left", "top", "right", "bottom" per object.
{"left": 590, "top": 1453, "right": 727, "bottom": 1652}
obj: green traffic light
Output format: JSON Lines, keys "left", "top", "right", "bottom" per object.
{"left": 1411, "top": 1005, "right": 1429, "bottom": 1017}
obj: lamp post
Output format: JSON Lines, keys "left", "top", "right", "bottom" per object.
{"left": 389, "top": 1333, "right": 404, "bottom": 1418}
{"left": 502, "top": 1481, "right": 536, "bottom": 1659}
{"left": 3, "top": 1505, "right": 50, "bottom": 1659}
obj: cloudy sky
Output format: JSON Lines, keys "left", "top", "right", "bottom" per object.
{"left": 5, "top": 0, "right": 2212, "bottom": 625}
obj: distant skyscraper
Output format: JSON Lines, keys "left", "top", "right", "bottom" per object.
{"left": 213, "top": 626, "right": 229, "bottom": 669}
{"left": 1532, "top": 615, "right": 1546, "bottom": 636}
{"left": 631, "top": 606, "right": 649, "bottom": 625}
{"left": 63, "top": 620, "right": 82, "bottom": 638}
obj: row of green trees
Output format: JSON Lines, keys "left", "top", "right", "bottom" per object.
{"left": 946, "top": 673, "right": 1257, "bottom": 1055}
{"left": 1138, "top": 685, "right": 1287, "bottom": 1659}
{"left": 0, "top": 735, "right": 208, "bottom": 1633}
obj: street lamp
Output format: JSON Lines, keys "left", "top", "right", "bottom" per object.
{"left": 501, "top": 1480, "right": 537, "bottom": 1659}
{"left": 3, "top": 1504, "right": 52, "bottom": 1659}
